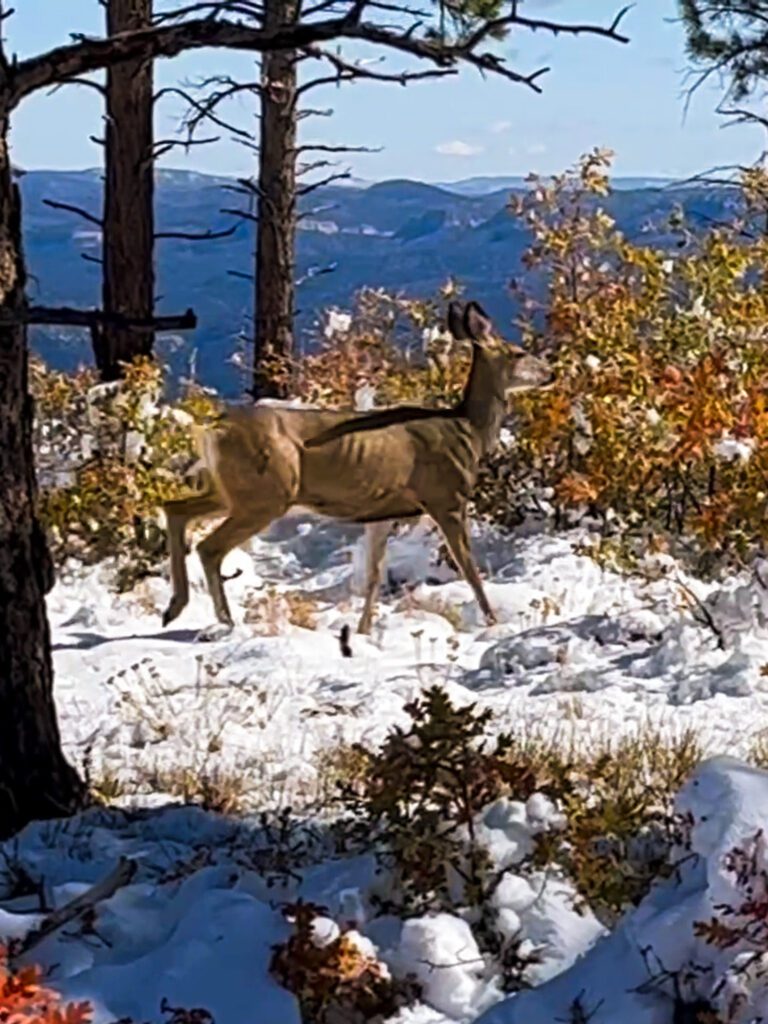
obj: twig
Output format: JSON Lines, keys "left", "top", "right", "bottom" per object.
{"left": 16, "top": 857, "right": 137, "bottom": 958}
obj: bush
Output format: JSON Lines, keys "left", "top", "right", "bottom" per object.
{"left": 0, "top": 945, "right": 91, "bottom": 1024}
{"left": 330, "top": 687, "right": 701, "bottom": 931}
{"left": 336, "top": 686, "right": 545, "bottom": 918}
{"left": 270, "top": 900, "right": 417, "bottom": 1024}
{"left": 530, "top": 726, "right": 701, "bottom": 924}
{"left": 473, "top": 149, "right": 768, "bottom": 573}
{"left": 293, "top": 285, "right": 470, "bottom": 410}
{"left": 32, "top": 355, "right": 221, "bottom": 587}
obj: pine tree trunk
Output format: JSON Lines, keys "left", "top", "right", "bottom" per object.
{"left": 0, "top": 105, "right": 87, "bottom": 840}
{"left": 96, "top": 0, "right": 155, "bottom": 381}
{"left": 253, "top": 0, "right": 298, "bottom": 399}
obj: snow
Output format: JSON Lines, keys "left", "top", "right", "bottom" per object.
{"left": 714, "top": 434, "right": 756, "bottom": 463}
{"left": 477, "top": 757, "right": 768, "bottom": 1024}
{"left": 7, "top": 519, "right": 768, "bottom": 1021}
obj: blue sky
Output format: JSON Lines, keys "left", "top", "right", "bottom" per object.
{"left": 8, "top": 0, "right": 764, "bottom": 182}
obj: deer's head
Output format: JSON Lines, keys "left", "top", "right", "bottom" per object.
{"left": 447, "top": 299, "right": 554, "bottom": 393}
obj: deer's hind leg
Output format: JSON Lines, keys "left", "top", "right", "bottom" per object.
{"left": 196, "top": 506, "right": 287, "bottom": 636}
{"left": 162, "top": 488, "right": 225, "bottom": 627}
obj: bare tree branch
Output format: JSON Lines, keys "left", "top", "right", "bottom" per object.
{"left": 15, "top": 306, "right": 197, "bottom": 330}
{"left": 42, "top": 198, "right": 103, "bottom": 227}
{"left": 221, "top": 206, "right": 259, "bottom": 223}
{"left": 155, "top": 223, "right": 240, "bottom": 240}
{"left": 152, "top": 134, "right": 219, "bottom": 157}
{"left": 295, "top": 141, "right": 378, "bottom": 155}
{"left": 297, "top": 169, "right": 351, "bottom": 195}
{"left": 16, "top": 858, "right": 137, "bottom": 960}
{"left": 296, "top": 259, "right": 337, "bottom": 286}
{"left": 10, "top": 4, "right": 630, "bottom": 107}
{"left": 177, "top": 73, "right": 261, "bottom": 140}
{"left": 296, "top": 42, "right": 456, "bottom": 98}
{"left": 47, "top": 75, "right": 107, "bottom": 98}
{"left": 155, "top": 84, "right": 251, "bottom": 142}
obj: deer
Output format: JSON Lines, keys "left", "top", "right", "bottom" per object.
{"left": 160, "top": 300, "right": 553, "bottom": 639}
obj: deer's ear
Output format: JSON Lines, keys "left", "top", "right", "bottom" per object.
{"left": 446, "top": 301, "right": 467, "bottom": 340}
{"left": 463, "top": 301, "right": 493, "bottom": 341}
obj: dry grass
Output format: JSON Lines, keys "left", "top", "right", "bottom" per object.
{"left": 393, "top": 590, "right": 465, "bottom": 631}
{"left": 143, "top": 764, "right": 247, "bottom": 815}
{"left": 244, "top": 586, "right": 320, "bottom": 634}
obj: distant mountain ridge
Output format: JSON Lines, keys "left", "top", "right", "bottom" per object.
{"left": 21, "top": 167, "right": 734, "bottom": 396}
{"left": 435, "top": 174, "right": 676, "bottom": 195}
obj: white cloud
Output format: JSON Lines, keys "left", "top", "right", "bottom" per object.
{"left": 489, "top": 120, "right": 512, "bottom": 135}
{"left": 526, "top": 142, "right": 547, "bottom": 156}
{"left": 435, "top": 140, "right": 484, "bottom": 157}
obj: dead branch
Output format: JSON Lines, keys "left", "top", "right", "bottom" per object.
{"left": 47, "top": 75, "right": 107, "bottom": 97}
{"left": 178, "top": 73, "right": 261, "bottom": 141}
{"left": 155, "top": 223, "right": 239, "bottom": 240}
{"left": 296, "top": 43, "right": 455, "bottom": 97}
{"left": 155, "top": 85, "right": 252, "bottom": 139}
{"left": 676, "top": 577, "right": 726, "bottom": 650}
{"left": 221, "top": 206, "right": 259, "bottom": 223}
{"left": 294, "top": 142, "right": 378, "bottom": 155}
{"left": 16, "top": 857, "right": 137, "bottom": 959}
{"left": 296, "top": 260, "right": 337, "bottom": 286}
{"left": 297, "top": 169, "right": 351, "bottom": 195}
{"left": 18, "top": 306, "right": 197, "bottom": 330}
{"left": 42, "top": 198, "right": 103, "bottom": 227}
{"left": 152, "top": 134, "right": 219, "bottom": 157}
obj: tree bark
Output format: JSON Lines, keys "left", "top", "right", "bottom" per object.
{"left": 0, "top": 102, "right": 87, "bottom": 839}
{"left": 253, "top": 0, "right": 299, "bottom": 399}
{"left": 97, "top": 0, "right": 155, "bottom": 381}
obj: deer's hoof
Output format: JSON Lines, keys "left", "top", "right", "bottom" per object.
{"left": 195, "top": 622, "right": 234, "bottom": 643}
{"left": 162, "top": 597, "right": 186, "bottom": 627}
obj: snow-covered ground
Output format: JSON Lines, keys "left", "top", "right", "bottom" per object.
{"left": 5, "top": 518, "right": 768, "bottom": 1022}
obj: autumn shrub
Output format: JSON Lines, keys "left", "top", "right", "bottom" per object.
{"left": 0, "top": 945, "right": 91, "bottom": 1024}
{"left": 293, "top": 284, "right": 471, "bottom": 410}
{"left": 473, "top": 148, "right": 768, "bottom": 573}
{"left": 32, "top": 355, "right": 221, "bottom": 587}
{"left": 329, "top": 688, "right": 701, "bottom": 935}
{"left": 691, "top": 830, "right": 768, "bottom": 1021}
{"left": 530, "top": 725, "right": 701, "bottom": 925}
{"left": 330, "top": 687, "right": 565, "bottom": 990}
{"left": 336, "top": 687, "right": 545, "bottom": 916}
{"left": 270, "top": 900, "right": 417, "bottom": 1024}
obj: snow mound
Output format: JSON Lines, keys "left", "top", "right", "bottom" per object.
{"left": 477, "top": 757, "right": 768, "bottom": 1024}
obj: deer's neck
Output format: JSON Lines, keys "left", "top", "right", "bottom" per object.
{"left": 459, "top": 343, "right": 507, "bottom": 456}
